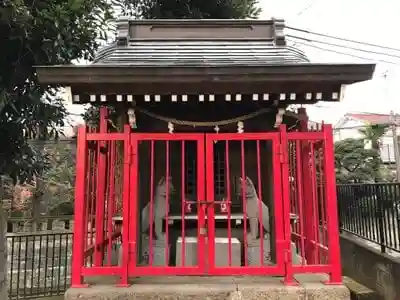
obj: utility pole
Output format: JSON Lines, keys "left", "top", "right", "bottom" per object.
{"left": 382, "top": 71, "right": 400, "bottom": 181}
{"left": 389, "top": 110, "right": 400, "bottom": 181}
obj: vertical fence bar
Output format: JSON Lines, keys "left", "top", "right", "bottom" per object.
{"left": 106, "top": 140, "right": 116, "bottom": 265}
{"left": 273, "top": 134, "right": 285, "bottom": 274}
{"left": 279, "top": 125, "right": 296, "bottom": 285}
{"left": 88, "top": 133, "right": 97, "bottom": 266}
{"left": 119, "top": 125, "right": 131, "bottom": 286}
{"left": 128, "top": 134, "right": 138, "bottom": 274}
{"left": 83, "top": 134, "right": 92, "bottom": 267}
{"left": 376, "top": 185, "right": 386, "bottom": 253}
{"left": 149, "top": 140, "right": 155, "bottom": 266}
{"left": 256, "top": 140, "right": 264, "bottom": 265}
{"left": 71, "top": 126, "right": 88, "bottom": 287}
{"left": 95, "top": 107, "right": 108, "bottom": 266}
{"left": 295, "top": 140, "right": 306, "bottom": 262}
{"left": 165, "top": 140, "right": 170, "bottom": 266}
{"left": 309, "top": 142, "right": 320, "bottom": 264}
{"left": 180, "top": 141, "right": 186, "bottom": 266}
{"left": 225, "top": 140, "right": 232, "bottom": 266}
{"left": 204, "top": 135, "right": 214, "bottom": 271}
{"left": 322, "top": 124, "right": 342, "bottom": 284}
{"left": 302, "top": 146, "right": 315, "bottom": 263}
{"left": 240, "top": 140, "right": 248, "bottom": 266}
{"left": 318, "top": 146, "right": 328, "bottom": 262}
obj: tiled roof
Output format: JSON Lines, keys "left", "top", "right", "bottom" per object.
{"left": 93, "top": 41, "right": 309, "bottom": 66}
{"left": 346, "top": 112, "right": 400, "bottom": 125}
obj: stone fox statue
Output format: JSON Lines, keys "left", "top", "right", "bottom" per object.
{"left": 239, "top": 176, "right": 270, "bottom": 241}
{"left": 141, "top": 176, "right": 174, "bottom": 240}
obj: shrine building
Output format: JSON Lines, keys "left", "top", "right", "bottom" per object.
{"left": 36, "top": 18, "right": 375, "bottom": 289}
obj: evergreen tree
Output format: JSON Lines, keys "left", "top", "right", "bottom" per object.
{"left": 0, "top": 0, "right": 116, "bottom": 182}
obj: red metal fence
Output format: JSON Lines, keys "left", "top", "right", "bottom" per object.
{"left": 71, "top": 118, "right": 341, "bottom": 287}
{"left": 283, "top": 124, "right": 341, "bottom": 284}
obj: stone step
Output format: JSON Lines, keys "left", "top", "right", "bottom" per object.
{"left": 343, "top": 277, "right": 378, "bottom": 300}
{"left": 65, "top": 276, "right": 351, "bottom": 300}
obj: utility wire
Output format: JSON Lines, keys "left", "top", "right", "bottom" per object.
{"left": 287, "top": 39, "right": 400, "bottom": 65}
{"left": 286, "top": 26, "right": 400, "bottom": 53}
{"left": 294, "top": 0, "right": 319, "bottom": 17}
{"left": 288, "top": 35, "right": 400, "bottom": 60}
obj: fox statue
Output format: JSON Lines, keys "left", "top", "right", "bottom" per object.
{"left": 239, "top": 176, "right": 270, "bottom": 241}
{"left": 141, "top": 176, "right": 174, "bottom": 240}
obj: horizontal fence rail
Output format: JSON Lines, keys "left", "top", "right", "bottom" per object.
{"left": 7, "top": 231, "right": 73, "bottom": 300}
{"left": 7, "top": 216, "right": 74, "bottom": 233}
{"left": 338, "top": 183, "right": 400, "bottom": 253}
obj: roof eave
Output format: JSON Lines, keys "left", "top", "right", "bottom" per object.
{"left": 36, "top": 63, "right": 375, "bottom": 86}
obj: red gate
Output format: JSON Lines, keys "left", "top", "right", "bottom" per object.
{"left": 204, "top": 133, "right": 285, "bottom": 275}
{"left": 128, "top": 133, "right": 207, "bottom": 276}
{"left": 128, "top": 133, "right": 285, "bottom": 276}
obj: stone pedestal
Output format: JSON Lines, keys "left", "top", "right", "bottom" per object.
{"left": 176, "top": 237, "right": 241, "bottom": 267}
{"left": 176, "top": 237, "right": 198, "bottom": 266}
{"left": 247, "top": 238, "right": 273, "bottom": 266}
{"left": 291, "top": 242, "right": 307, "bottom": 265}
{"left": 141, "top": 236, "right": 170, "bottom": 266}
{"left": 246, "top": 234, "right": 306, "bottom": 266}
{"left": 214, "top": 237, "right": 241, "bottom": 267}
{"left": 103, "top": 243, "right": 121, "bottom": 266}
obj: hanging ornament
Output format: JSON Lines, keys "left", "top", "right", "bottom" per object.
{"left": 214, "top": 125, "right": 220, "bottom": 143}
{"left": 127, "top": 108, "right": 137, "bottom": 129}
{"left": 274, "top": 108, "right": 285, "bottom": 128}
{"left": 237, "top": 121, "right": 244, "bottom": 133}
{"left": 168, "top": 122, "right": 174, "bottom": 134}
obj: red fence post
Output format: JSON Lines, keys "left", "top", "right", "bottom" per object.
{"left": 128, "top": 133, "right": 138, "bottom": 274}
{"left": 279, "top": 125, "right": 297, "bottom": 285}
{"left": 119, "top": 125, "right": 131, "bottom": 286}
{"left": 322, "top": 124, "right": 342, "bottom": 284}
{"left": 94, "top": 107, "right": 108, "bottom": 266}
{"left": 71, "top": 126, "right": 88, "bottom": 287}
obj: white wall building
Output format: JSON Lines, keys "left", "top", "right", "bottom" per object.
{"left": 334, "top": 112, "right": 400, "bottom": 164}
{"left": 58, "top": 89, "right": 85, "bottom": 139}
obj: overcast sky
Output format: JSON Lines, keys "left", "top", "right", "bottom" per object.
{"left": 260, "top": 0, "right": 400, "bottom": 124}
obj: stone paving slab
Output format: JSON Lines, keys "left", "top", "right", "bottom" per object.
{"left": 65, "top": 276, "right": 350, "bottom": 300}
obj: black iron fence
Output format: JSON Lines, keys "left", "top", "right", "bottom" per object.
{"left": 337, "top": 183, "right": 400, "bottom": 253}
{"left": 7, "top": 231, "right": 72, "bottom": 299}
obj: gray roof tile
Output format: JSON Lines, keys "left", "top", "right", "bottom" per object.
{"left": 93, "top": 40, "right": 309, "bottom": 66}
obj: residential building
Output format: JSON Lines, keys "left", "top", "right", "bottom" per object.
{"left": 334, "top": 112, "right": 400, "bottom": 164}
